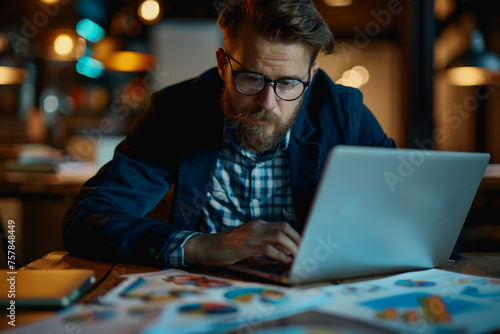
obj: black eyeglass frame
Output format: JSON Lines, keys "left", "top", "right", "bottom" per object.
{"left": 224, "top": 51, "right": 311, "bottom": 102}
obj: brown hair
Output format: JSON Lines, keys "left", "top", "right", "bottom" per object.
{"left": 217, "top": 0, "right": 337, "bottom": 63}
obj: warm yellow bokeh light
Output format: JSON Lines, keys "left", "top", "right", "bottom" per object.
{"left": 351, "top": 66, "right": 370, "bottom": 85}
{"left": 323, "top": 0, "right": 353, "bottom": 7}
{"left": 40, "top": 0, "right": 59, "bottom": 4}
{"left": 54, "top": 34, "right": 74, "bottom": 55}
{"left": 105, "top": 51, "right": 155, "bottom": 72}
{"left": 447, "top": 67, "right": 489, "bottom": 86}
{"left": 434, "top": 0, "right": 455, "bottom": 21}
{"left": 0, "top": 66, "right": 26, "bottom": 85}
{"left": 139, "top": 0, "right": 160, "bottom": 22}
{"left": 342, "top": 70, "right": 363, "bottom": 88}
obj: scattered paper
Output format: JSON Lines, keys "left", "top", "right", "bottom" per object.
{"left": 319, "top": 268, "right": 500, "bottom": 334}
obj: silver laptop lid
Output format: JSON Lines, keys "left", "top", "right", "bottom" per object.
{"left": 289, "top": 146, "right": 489, "bottom": 284}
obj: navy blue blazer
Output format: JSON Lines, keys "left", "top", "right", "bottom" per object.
{"left": 62, "top": 68, "right": 396, "bottom": 267}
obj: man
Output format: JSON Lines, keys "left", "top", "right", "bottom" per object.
{"left": 62, "top": 0, "right": 396, "bottom": 268}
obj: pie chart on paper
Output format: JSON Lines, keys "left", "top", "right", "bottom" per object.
{"left": 178, "top": 302, "right": 238, "bottom": 316}
{"left": 224, "top": 287, "right": 289, "bottom": 304}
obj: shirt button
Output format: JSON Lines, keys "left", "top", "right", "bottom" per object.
{"left": 148, "top": 247, "right": 156, "bottom": 255}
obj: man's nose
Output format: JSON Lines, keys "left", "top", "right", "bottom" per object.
{"left": 255, "top": 84, "right": 278, "bottom": 111}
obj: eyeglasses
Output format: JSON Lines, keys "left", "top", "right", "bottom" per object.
{"left": 224, "top": 51, "right": 310, "bottom": 101}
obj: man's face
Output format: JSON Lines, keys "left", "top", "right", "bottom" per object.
{"left": 217, "top": 22, "right": 318, "bottom": 153}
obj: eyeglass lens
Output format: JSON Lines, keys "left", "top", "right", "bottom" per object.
{"left": 235, "top": 73, "right": 305, "bottom": 100}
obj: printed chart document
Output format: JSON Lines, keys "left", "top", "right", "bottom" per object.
{"left": 4, "top": 268, "right": 499, "bottom": 333}
{"left": 3, "top": 269, "right": 330, "bottom": 334}
{"left": 318, "top": 269, "right": 500, "bottom": 334}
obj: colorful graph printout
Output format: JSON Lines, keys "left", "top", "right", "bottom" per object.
{"left": 163, "top": 274, "right": 232, "bottom": 288}
{"left": 252, "top": 326, "right": 365, "bottom": 334}
{"left": 320, "top": 269, "right": 500, "bottom": 334}
{"left": 5, "top": 268, "right": 499, "bottom": 334}
{"left": 121, "top": 277, "right": 203, "bottom": 302}
{"left": 394, "top": 279, "right": 436, "bottom": 287}
{"left": 224, "top": 287, "right": 289, "bottom": 304}
{"left": 178, "top": 302, "right": 238, "bottom": 316}
{"left": 63, "top": 308, "right": 117, "bottom": 323}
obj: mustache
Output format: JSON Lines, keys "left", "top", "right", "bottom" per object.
{"left": 221, "top": 86, "right": 280, "bottom": 126}
{"left": 230, "top": 108, "right": 279, "bottom": 125}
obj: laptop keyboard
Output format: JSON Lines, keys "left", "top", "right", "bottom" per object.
{"left": 248, "top": 261, "right": 292, "bottom": 276}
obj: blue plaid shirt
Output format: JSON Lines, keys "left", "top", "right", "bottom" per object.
{"left": 164, "top": 127, "right": 296, "bottom": 267}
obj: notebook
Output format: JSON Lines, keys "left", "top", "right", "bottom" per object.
{"left": 227, "top": 145, "right": 490, "bottom": 285}
{"left": 0, "top": 269, "right": 96, "bottom": 307}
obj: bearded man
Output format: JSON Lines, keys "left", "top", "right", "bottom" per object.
{"left": 63, "top": 0, "right": 395, "bottom": 268}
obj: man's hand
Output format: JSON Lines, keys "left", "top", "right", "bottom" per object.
{"left": 183, "top": 220, "right": 301, "bottom": 266}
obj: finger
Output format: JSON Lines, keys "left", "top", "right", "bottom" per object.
{"left": 257, "top": 229, "right": 299, "bottom": 257}
{"left": 274, "top": 244, "right": 292, "bottom": 256}
{"left": 260, "top": 244, "right": 293, "bottom": 263}
{"left": 278, "top": 222, "right": 302, "bottom": 245}
{"left": 265, "top": 222, "right": 301, "bottom": 248}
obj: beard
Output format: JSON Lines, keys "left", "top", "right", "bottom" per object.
{"left": 220, "top": 86, "right": 302, "bottom": 153}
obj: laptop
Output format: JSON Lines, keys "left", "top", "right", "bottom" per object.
{"left": 227, "top": 145, "right": 490, "bottom": 285}
{"left": 0, "top": 269, "right": 96, "bottom": 307}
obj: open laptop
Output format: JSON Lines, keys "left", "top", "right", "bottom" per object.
{"left": 227, "top": 145, "right": 490, "bottom": 285}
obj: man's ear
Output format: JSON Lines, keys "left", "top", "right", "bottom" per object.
{"left": 216, "top": 48, "right": 227, "bottom": 80}
{"left": 310, "top": 62, "right": 319, "bottom": 78}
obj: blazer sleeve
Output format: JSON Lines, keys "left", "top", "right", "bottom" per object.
{"left": 62, "top": 69, "right": 224, "bottom": 267}
{"left": 62, "top": 102, "right": 183, "bottom": 268}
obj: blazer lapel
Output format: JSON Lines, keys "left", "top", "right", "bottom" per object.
{"left": 289, "top": 106, "right": 321, "bottom": 231}
{"left": 173, "top": 147, "right": 220, "bottom": 229}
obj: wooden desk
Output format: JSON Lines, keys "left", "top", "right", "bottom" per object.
{"left": 4, "top": 251, "right": 500, "bottom": 332}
